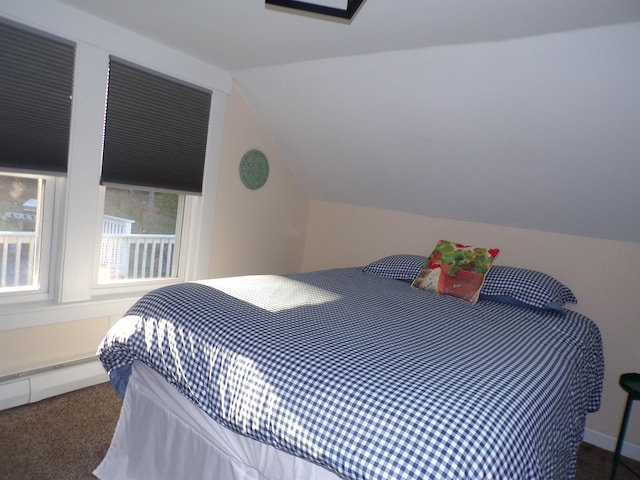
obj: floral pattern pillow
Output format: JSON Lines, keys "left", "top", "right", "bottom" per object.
{"left": 411, "top": 240, "right": 500, "bottom": 303}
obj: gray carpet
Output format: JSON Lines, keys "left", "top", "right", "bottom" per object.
{"left": 1, "top": 381, "right": 638, "bottom": 479}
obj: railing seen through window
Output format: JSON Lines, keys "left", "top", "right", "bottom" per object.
{"left": 98, "top": 187, "right": 183, "bottom": 283}
{"left": 0, "top": 174, "right": 44, "bottom": 291}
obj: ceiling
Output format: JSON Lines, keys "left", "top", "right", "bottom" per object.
{"left": 57, "top": 0, "right": 640, "bottom": 72}
{"left": 56, "top": 1, "right": 640, "bottom": 243}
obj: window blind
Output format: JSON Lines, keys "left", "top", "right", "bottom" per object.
{"left": 0, "top": 19, "right": 75, "bottom": 175}
{"left": 101, "top": 58, "right": 212, "bottom": 194}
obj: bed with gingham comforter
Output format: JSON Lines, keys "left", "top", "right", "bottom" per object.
{"left": 97, "top": 267, "right": 604, "bottom": 479}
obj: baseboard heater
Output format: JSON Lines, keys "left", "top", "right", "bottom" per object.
{"left": 0, "top": 356, "right": 108, "bottom": 411}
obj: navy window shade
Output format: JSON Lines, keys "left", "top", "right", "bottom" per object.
{"left": 0, "top": 19, "right": 75, "bottom": 175}
{"left": 101, "top": 58, "right": 212, "bottom": 194}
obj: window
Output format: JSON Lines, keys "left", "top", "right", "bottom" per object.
{"left": 0, "top": 19, "right": 74, "bottom": 300}
{"left": 98, "top": 187, "right": 184, "bottom": 283}
{"left": 0, "top": 16, "right": 224, "bottom": 318}
{"left": 96, "top": 57, "right": 212, "bottom": 288}
{"left": 0, "top": 173, "right": 56, "bottom": 297}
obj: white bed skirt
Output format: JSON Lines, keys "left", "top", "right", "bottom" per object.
{"left": 94, "top": 361, "right": 341, "bottom": 480}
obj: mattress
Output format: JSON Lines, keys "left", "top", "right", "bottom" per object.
{"left": 97, "top": 267, "right": 604, "bottom": 479}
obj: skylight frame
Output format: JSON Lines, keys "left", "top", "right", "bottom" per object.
{"left": 265, "top": 0, "right": 366, "bottom": 20}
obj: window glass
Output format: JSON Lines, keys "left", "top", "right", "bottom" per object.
{"left": 0, "top": 174, "right": 45, "bottom": 292}
{"left": 98, "top": 187, "right": 183, "bottom": 283}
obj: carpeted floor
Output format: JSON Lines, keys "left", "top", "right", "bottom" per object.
{"left": 0, "top": 381, "right": 638, "bottom": 479}
{"left": 0, "top": 382, "right": 120, "bottom": 480}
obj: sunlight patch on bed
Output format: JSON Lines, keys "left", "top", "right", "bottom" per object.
{"left": 208, "top": 344, "right": 323, "bottom": 459}
{"left": 105, "top": 315, "right": 140, "bottom": 342}
{"left": 195, "top": 276, "right": 342, "bottom": 312}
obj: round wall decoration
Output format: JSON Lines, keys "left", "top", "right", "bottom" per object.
{"left": 239, "top": 149, "right": 269, "bottom": 190}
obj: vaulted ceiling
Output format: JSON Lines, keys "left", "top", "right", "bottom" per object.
{"left": 58, "top": 0, "right": 640, "bottom": 243}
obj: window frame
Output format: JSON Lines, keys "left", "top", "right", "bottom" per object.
{"left": 54, "top": 44, "right": 221, "bottom": 304}
{"left": 91, "top": 185, "right": 190, "bottom": 295}
{"left": 0, "top": 172, "right": 60, "bottom": 304}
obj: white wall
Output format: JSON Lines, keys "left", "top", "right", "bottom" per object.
{"left": 210, "top": 84, "right": 309, "bottom": 278}
{"left": 235, "top": 22, "right": 640, "bottom": 243}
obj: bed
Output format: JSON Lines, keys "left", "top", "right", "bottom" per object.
{"left": 94, "top": 254, "right": 604, "bottom": 480}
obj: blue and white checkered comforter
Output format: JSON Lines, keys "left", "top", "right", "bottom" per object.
{"left": 97, "top": 267, "right": 604, "bottom": 479}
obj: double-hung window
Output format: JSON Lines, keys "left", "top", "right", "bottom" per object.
{"left": 97, "top": 58, "right": 212, "bottom": 286}
{"left": 0, "top": 19, "right": 74, "bottom": 300}
{"left": 1, "top": 16, "right": 221, "bottom": 310}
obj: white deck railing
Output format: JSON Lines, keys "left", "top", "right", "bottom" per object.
{"left": 0, "top": 232, "right": 36, "bottom": 288}
{"left": 99, "top": 234, "right": 176, "bottom": 282}
{"left": 1, "top": 232, "right": 176, "bottom": 287}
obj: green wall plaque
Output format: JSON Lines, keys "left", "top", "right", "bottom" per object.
{"left": 239, "top": 150, "right": 269, "bottom": 190}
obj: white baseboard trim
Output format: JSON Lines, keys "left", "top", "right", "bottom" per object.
{"left": 0, "top": 358, "right": 108, "bottom": 410}
{"left": 584, "top": 427, "right": 640, "bottom": 461}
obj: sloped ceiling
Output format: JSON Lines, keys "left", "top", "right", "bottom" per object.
{"left": 58, "top": 0, "right": 640, "bottom": 242}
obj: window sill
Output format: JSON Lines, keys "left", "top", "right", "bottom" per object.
{"left": 0, "top": 293, "right": 143, "bottom": 332}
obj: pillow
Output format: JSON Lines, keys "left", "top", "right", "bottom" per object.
{"left": 411, "top": 240, "right": 499, "bottom": 304}
{"left": 479, "top": 265, "right": 577, "bottom": 312}
{"left": 362, "top": 254, "right": 427, "bottom": 282}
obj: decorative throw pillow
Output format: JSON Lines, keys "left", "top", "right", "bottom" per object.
{"left": 411, "top": 240, "right": 500, "bottom": 303}
{"left": 479, "top": 265, "right": 577, "bottom": 312}
{"left": 362, "top": 254, "right": 428, "bottom": 282}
